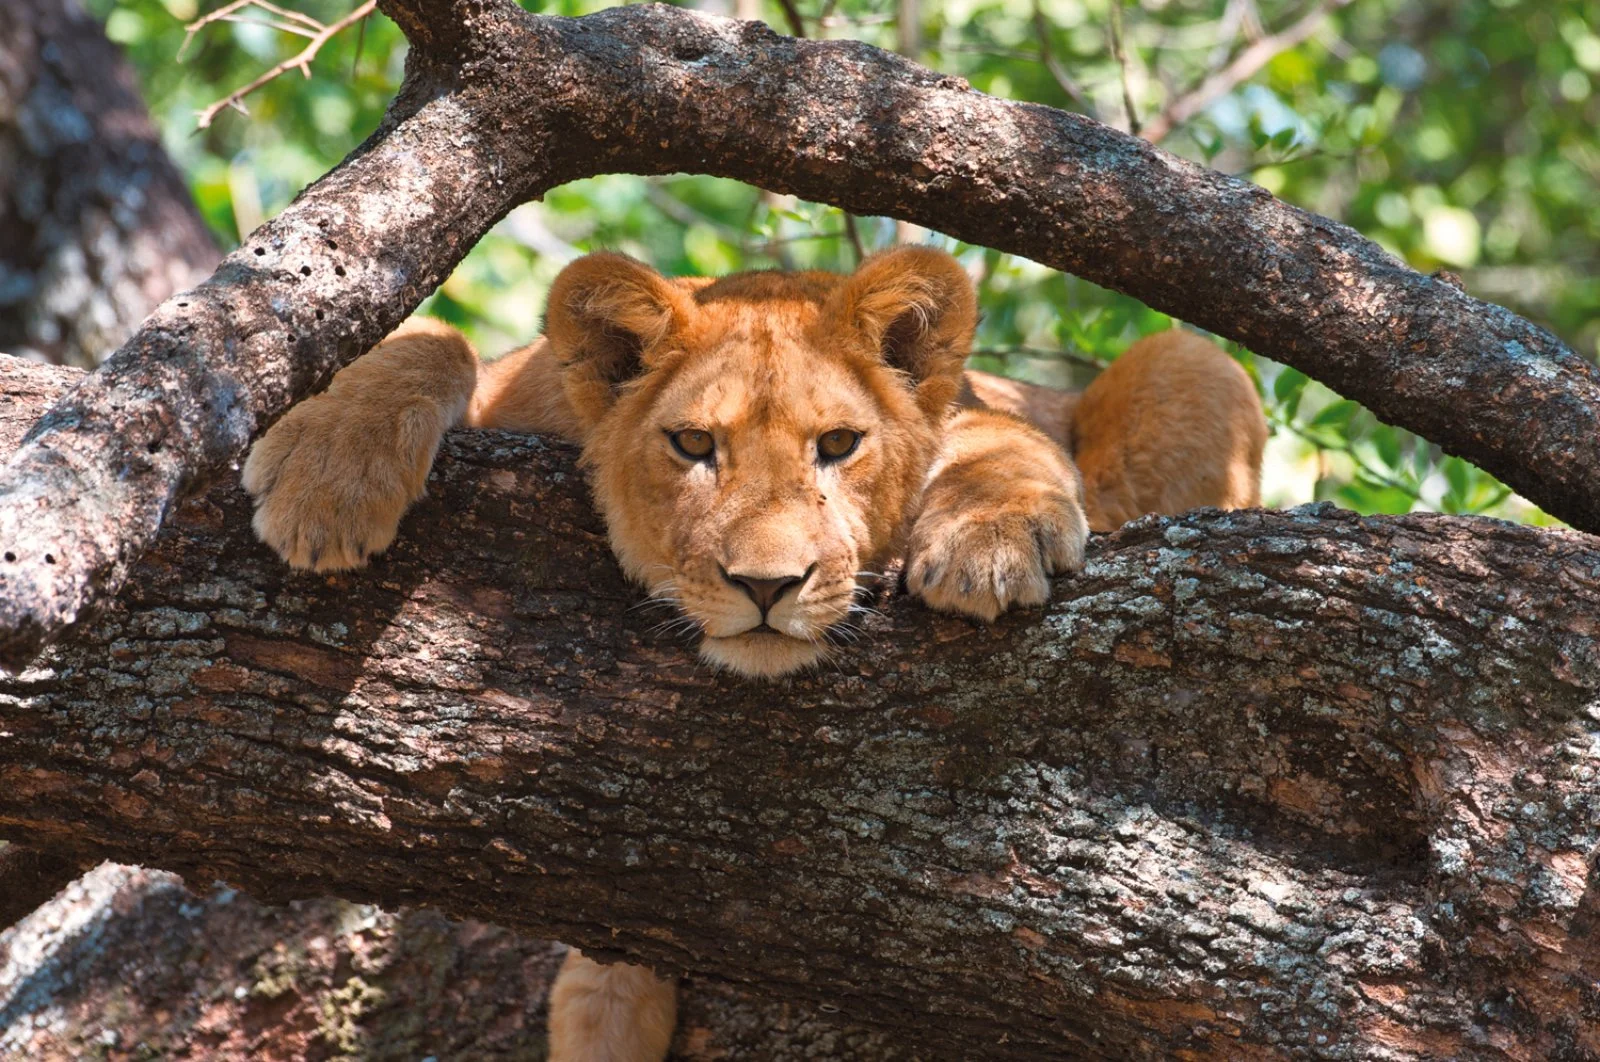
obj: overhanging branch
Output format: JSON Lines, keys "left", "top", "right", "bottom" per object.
{"left": 1, "top": 360, "right": 1597, "bottom": 1058}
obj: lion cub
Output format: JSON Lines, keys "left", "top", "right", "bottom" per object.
{"left": 243, "top": 246, "right": 1266, "bottom": 1061}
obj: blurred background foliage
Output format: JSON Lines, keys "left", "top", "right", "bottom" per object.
{"left": 87, "top": 0, "right": 1599, "bottom": 522}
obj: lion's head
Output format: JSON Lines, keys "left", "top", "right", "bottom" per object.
{"left": 542, "top": 247, "right": 977, "bottom": 678}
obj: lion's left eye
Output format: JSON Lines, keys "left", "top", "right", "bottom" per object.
{"left": 817, "top": 429, "right": 862, "bottom": 462}
{"left": 668, "top": 429, "right": 715, "bottom": 461}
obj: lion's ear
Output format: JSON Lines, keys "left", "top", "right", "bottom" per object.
{"left": 833, "top": 246, "right": 977, "bottom": 415}
{"left": 545, "top": 253, "right": 690, "bottom": 424}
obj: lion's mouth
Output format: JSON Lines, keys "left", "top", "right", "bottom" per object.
{"left": 643, "top": 576, "right": 891, "bottom": 678}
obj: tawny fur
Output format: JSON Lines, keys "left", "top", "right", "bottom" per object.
{"left": 242, "top": 247, "right": 1267, "bottom": 1062}
{"left": 547, "top": 951, "right": 677, "bottom": 1062}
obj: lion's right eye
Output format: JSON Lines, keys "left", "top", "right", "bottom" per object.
{"left": 668, "top": 429, "right": 715, "bottom": 462}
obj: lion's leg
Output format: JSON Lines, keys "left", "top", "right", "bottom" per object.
{"left": 1070, "top": 330, "right": 1267, "bottom": 533}
{"left": 904, "top": 409, "right": 1089, "bottom": 622}
{"left": 547, "top": 950, "right": 677, "bottom": 1062}
{"left": 467, "top": 336, "right": 586, "bottom": 438}
{"left": 242, "top": 318, "right": 478, "bottom": 571}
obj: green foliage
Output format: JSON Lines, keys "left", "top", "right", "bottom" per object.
{"left": 94, "top": 0, "right": 1598, "bottom": 524}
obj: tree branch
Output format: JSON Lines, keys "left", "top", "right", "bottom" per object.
{"left": 0, "top": 0, "right": 1593, "bottom": 683}
{"left": 1142, "top": 0, "right": 1353, "bottom": 144}
{"left": 0, "top": 0, "right": 221, "bottom": 367}
{"left": 1, "top": 359, "right": 1597, "bottom": 1058}
{"left": 1030, "top": 0, "right": 1096, "bottom": 116}
{"left": 185, "top": 0, "right": 379, "bottom": 130}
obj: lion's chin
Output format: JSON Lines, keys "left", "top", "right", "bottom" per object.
{"left": 698, "top": 630, "right": 827, "bottom": 679}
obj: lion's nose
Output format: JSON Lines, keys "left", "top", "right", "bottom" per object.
{"left": 721, "top": 563, "right": 816, "bottom": 617}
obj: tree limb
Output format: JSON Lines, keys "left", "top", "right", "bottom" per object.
{"left": 1, "top": 359, "right": 1597, "bottom": 1059}
{"left": 0, "top": 0, "right": 221, "bottom": 367}
{"left": 1142, "top": 0, "right": 1353, "bottom": 144}
{"left": 185, "top": 0, "right": 379, "bottom": 131}
{"left": 0, "top": 0, "right": 1593, "bottom": 668}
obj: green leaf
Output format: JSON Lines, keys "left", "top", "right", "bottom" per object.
{"left": 1309, "top": 399, "right": 1360, "bottom": 431}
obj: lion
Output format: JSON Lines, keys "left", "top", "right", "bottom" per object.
{"left": 242, "top": 246, "right": 1266, "bottom": 1061}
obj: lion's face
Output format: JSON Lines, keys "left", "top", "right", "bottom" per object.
{"left": 544, "top": 248, "right": 977, "bottom": 677}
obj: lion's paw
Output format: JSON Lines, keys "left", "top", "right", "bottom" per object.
{"left": 242, "top": 392, "right": 443, "bottom": 572}
{"left": 904, "top": 489, "right": 1087, "bottom": 622}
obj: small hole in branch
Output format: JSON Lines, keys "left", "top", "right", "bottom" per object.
{"left": 334, "top": 266, "right": 346, "bottom": 277}
{"left": 44, "top": 554, "right": 55, "bottom": 565}
{"left": 315, "top": 310, "right": 325, "bottom": 321}
{"left": 254, "top": 247, "right": 266, "bottom": 256}
{"left": 299, "top": 266, "right": 311, "bottom": 276}
{"left": 3, "top": 552, "right": 14, "bottom": 563}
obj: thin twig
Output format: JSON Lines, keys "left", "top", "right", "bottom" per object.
{"left": 1107, "top": 1, "right": 1141, "bottom": 136}
{"left": 644, "top": 183, "right": 746, "bottom": 243}
{"left": 352, "top": 4, "right": 370, "bottom": 78}
{"left": 841, "top": 212, "right": 867, "bottom": 264}
{"left": 1030, "top": 0, "right": 1095, "bottom": 117}
{"left": 217, "top": 17, "right": 319, "bottom": 38}
{"left": 896, "top": 0, "right": 921, "bottom": 62}
{"left": 178, "top": 0, "right": 323, "bottom": 58}
{"left": 1142, "top": 0, "right": 1351, "bottom": 144}
{"left": 773, "top": 0, "right": 806, "bottom": 36}
{"left": 189, "top": 0, "right": 378, "bottom": 130}
{"left": 1275, "top": 416, "right": 1424, "bottom": 505}
{"left": 817, "top": 13, "right": 895, "bottom": 28}
{"left": 973, "top": 345, "right": 1105, "bottom": 372}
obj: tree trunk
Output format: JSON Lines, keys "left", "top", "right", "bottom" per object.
{"left": 0, "top": 0, "right": 219, "bottom": 367}
{"left": 1, "top": 358, "right": 1596, "bottom": 1060}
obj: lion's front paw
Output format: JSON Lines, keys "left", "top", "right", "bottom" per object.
{"left": 242, "top": 393, "right": 444, "bottom": 572}
{"left": 905, "top": 488, "right": 1088, "bottom": 622}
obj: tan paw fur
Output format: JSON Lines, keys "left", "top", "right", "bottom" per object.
{"left": 242, "top": 319, "right": 477, "bottom": 572}
{"left": 905, "top": 409, "right": 1088, "bottom": 622}
{"left": 548, "top": 950, "right": 676, "bottom": 1062}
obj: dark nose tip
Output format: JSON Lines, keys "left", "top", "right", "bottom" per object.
{"left": 722, "top": 564, "right": 816, "bottom": 616}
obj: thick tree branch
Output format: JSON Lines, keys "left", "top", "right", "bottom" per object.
{"left": 0, "top": 0, "right": 221, "bottom": 367}
{"left": 1, "top": 360, "right": 1597, "bottom": 1059}
{"left": 0, "top": 0, "right": 1593, "bottom": 668}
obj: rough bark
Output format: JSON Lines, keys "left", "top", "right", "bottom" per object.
{"left": 2, "top": 359, "right": 1597, "bottom": 1060}
{"left": 1, "top": 864, "right": 904, "bottom": 1060}
{"left": 0, "top": 0, "right": 220, "bottom": 367}
{"left": 0, "top": 842, "right": 87, "bottom": 930}
{"left": 0, "top": 0, "right": 1597, "bottom": 669}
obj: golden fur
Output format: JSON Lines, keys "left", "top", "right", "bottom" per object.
{"left": 243, "top": 247, "right": 1266, "bottom": 1061}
